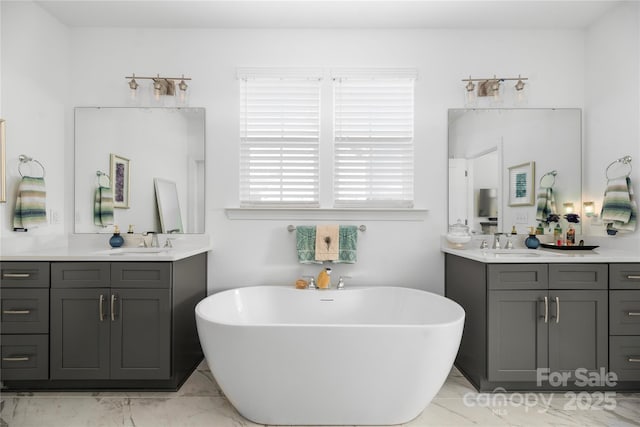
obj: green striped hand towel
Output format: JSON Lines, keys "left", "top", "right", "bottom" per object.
{"left": 13, "top": 176, "right": 47, "bottom": 230}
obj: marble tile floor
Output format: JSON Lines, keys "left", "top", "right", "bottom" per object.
{"left": 1, "top": 362, "right": 639, "bottom": 427}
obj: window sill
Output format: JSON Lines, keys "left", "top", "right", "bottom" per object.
{"left": 224, "top": 207, "right": 428, "bottom": 221}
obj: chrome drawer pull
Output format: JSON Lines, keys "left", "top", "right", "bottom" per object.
{"left": 3, "top": 310, "right": 31, "bottom": 315}
{"left": 555, "top": 296, "right": 560, "bottom": 324}
{"left": 627, "top": 275, "right": 640, "bottom": 280}
{"left": 628, "top": 312, "right": 640, "bottom": 317}
{"left": 99, "top": 294, "right": 105, "bottom": 321}
{"left": 628, "top": 357, "right": 640, "bottom": 363}
{"left": 2, "top": 273, "right": 31, "bottom": 278}
{"left": 111, "top": 294, "right": 116, "bottom": 321}
{"left": 542, "top": 296, "right": 549, "bottom": 323}
{"left": 2, "top": 356, "right": 30, "bottom": 362}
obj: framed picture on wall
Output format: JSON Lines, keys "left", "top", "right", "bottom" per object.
{"left": 110, "top": 153, "right": 130, "bottom": 208}
{"left": 508, "top": 161, "right": 535, "bottom": 206}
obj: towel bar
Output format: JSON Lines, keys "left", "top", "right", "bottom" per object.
{"left": 288, "top": 224, "right": 366, "bottom": 232}
{"left": 606, "top": 155, "right": 632, "bottom": 179}
{"left": 18, "top": 154, "right": 45, "bottom": 178}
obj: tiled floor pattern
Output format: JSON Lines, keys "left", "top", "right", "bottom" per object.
{"left": 1, "top": 362, "right": 639, "bottom": 426}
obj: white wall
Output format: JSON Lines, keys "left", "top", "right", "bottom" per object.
{"left": 0, "top": 1, "right": 69, "bottom": 252}
{"left": 2, "top": 2, "right": 595, "bottom": 295}
{"left": 584, "top": 1, "right": 640, "bottom": 249}
{"left": 65, "top": 27, "right": 585, "bottom": 294}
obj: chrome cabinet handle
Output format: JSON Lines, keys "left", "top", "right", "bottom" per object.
{"left": 628, "top": 357, "right": 640, "bottom": 363}
{"left": 3, "top": 310, "right": 31, "bottom": 315}
{"left": 110, "top": 294, "right": 117, "bottom": 321}
{"left": 627, "top": 275, "right": 640, "bottom": 280}
{"left": 542, "top": 296, "right": 549, "bottom": 323}
{"left": 2, "top": 273, "right": 30, "bottom": 278}
{"left": 628, "top": 312, "right": 640, "bottom": 317}
{"left": 555, "top": 296, "right": 560, "bottom": 324}
{"left": 2, "top": 356, "right": 29, "bottom": 362}
{"left": 99, "top": 294, "right": 105, "bottom": 321}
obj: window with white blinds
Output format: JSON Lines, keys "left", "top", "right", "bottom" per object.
{"left": 239, "top": 71, "right": 321, "bottom": 206}
{"left": 333, "top": 72, "right": 416, "bottom": 208}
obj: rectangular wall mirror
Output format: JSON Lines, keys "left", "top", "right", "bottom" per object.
{"left": 74, "top": 107, "right": 205, "bottom": 234}
{"left": 448, "top": 108, "right": 582, "bottom": 235}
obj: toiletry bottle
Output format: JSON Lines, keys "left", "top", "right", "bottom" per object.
{"left": 511, "top": 225, "right": 517, "bottom": 235}
{"left": 525, "top": 227, "right": 540, "bottom": 249}
{"left": 127, "top": 224, "right": 134, "bottom": 234}
{"left": 317, "top": 267, "right": 332, "bottom": 289}
{"left": 536, "top": 223, "right": 544, "bottom": 235}
{"left": 553, "top": 223, "right": 562, "bottom": 245}
{"left": 109, "top": 225, "right": 125, "bottom": 248}
{"left": 566, "top": 224, "right": 576, "bottom": 246}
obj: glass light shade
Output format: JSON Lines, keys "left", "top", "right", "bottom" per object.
{"left": 583, "top": 201, "right": 595, "bottom": 216}
{"left": 563, "top": 202, "right": 575, "bottom": 213}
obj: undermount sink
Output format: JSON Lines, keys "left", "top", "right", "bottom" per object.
{"left": 478, "top": 249, "right": 567, "bottom": 258}
{"left": 100, "top": 247, "right": 170, "bottom": 255}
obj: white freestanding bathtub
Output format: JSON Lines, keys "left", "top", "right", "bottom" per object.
{"left": 195, "top": 286, "right": 465, "bottom": 426}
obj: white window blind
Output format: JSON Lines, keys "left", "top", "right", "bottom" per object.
{"left": 333, "top": 71, "right": 416, "bottom": 208}
{"left": 239, "top": 72, "right": 321, "bottom": 206}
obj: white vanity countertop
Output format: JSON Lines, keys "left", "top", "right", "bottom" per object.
{"left": 441, "top": 246, "right": 640, "bottom": 263}
{"left": 0, "top": 235, "right": 212, "bottom": 262}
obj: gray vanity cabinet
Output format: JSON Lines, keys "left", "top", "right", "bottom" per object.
{"left": 0, "top": 262, "right": 50, "bottom": 381}
{"left": 609, "top": 263, "right": 640, "bottom": 381}
{"left": 50, "top": 287, "right": 111, "bottom": 379}
{"left": 446, "top": 254, "right": 610, "bottom": 391}
{"left": 50, "top": 262, "right": 171, "bottom": 380}
{"left": 487, "top": 264, "right": 608, "bottom": 383}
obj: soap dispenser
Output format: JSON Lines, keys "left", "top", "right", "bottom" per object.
{"left": 317, "top": 267, "right": 332, "bottom": 289}
{"left": 109, "top": 225, "right": 125, "bottom": 248}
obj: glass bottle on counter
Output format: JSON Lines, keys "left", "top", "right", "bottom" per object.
{"left": 553, "top": 223, "right": 563, "bottom": 245}
{"left": 566, "top": 224, "right": 576, "bottom": 246}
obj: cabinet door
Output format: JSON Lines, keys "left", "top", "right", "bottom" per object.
{"left": 50, "top": 288, "right": 110, "bottom": 379}
{"left": 548, "top": 290, "right": 608, "bottom": 376}
{"left": 110, "top": 288, "right": 171, "bottom": 380}
{"left": 488, "top": 290, "right": 549, "bottom": 381}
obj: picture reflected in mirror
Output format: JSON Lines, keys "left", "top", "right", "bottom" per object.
{"left": 448, "top": 108, "right": 581, "bottom": 235}
{"left": 74, "top": 107, "right": 205, "bottom": 234}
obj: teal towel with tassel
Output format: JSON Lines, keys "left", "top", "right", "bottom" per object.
{"left": 13, "top": 176, "right": 47, "bottom": 230}
{"left": 601, "top": 177, "right": 637, "bottom": 232}
{"left": 94, "top": 186, "right": 114, "bottom": 227}
{"left": 296, "top": 226, "right": 320, "bottom": 264}
{"left": 337, "top": 225, "right": 358, "bottom": 264}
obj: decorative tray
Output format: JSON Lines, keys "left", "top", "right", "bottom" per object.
{"left": 540, "top": 243, "right": 599, "bottom": 251}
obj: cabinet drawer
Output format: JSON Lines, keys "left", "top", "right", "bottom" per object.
{"left": 610, "top": 336, "right": 640, "bottom": 381}
{"left": 610, "top": 291, "right": 640, "bottom": 335}
{"left": 488, "top": 264, "right": 548, "bottom": 290}
{"left": 111, "top": 263, "right": 171, "bottom": 288}
{"left": 0, "top": 334, "right": 49, "bottom": 380}
{"left": 0, "top": 262, "right": 49, "bottom": 288}
{"left": 1, "top": 289, "right": 49, "bottom": 334}
{"left": 610, "top": 264, "right": 640, "bottom": 290}
{"left": 549, "top": 264, "right": 607, "bottom": 290}
{"left": 51, "top": 262, "right": 110, "bottom": 288}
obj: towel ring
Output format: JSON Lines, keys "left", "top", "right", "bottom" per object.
{"left": 539, "top": 170, "right": 557, "bottom": 188}
{"left": 96, "top": 171, "right": 110, "bottom": 187}
{"left": 18, "top": 154, "right": 46, "bottom": 178}
{"left": 605, "top": 155, "right": 632, "bottom": 180}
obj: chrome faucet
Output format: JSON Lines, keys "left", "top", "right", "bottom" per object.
{"left": 302, "top": 275, "right": 316, "bottom": 290}
{"left": 479, "top": 239, "right": 488, "bottom": 249}
{"left": 337, "top": 275, "right": 351, "bottom": 290}
{"left": 492, "top": 233, "right": 502, "bottom": 250}
{"left": 143, "top": 231, "right": 159, "bottom": 248}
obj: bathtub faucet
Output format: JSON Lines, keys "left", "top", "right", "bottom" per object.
{"left": 302, "top": 276, "right": 316, "bottom": 290}
{"left": 337, "top": 275, "right": 351, "bottom": 290}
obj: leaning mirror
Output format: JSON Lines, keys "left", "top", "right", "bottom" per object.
{"left": 74, "top": 107, "right": 205, "bottom": 233}
{"left": 448, "top": 108, "right": 581, "bottom": 235}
